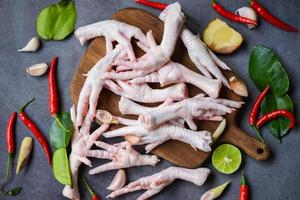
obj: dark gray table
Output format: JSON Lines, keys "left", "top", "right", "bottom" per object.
{"left": 0, "top": 0, "right": 299, "bottom": 199}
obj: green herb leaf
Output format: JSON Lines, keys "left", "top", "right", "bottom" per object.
{"left": 37, "top": 0, "right": 77, "bottom": 40}
{"left": 261, "top": 94, "right": 293, "bottom": 141}
{"left": 53, "top": 148, "right": 72, "bottom": 186}
{"left": 5, "top": 187, "right": 22, "bottom": 196}
{"left": 50, "top": 112, "right": 73, "bottom": 149}
{"left": 249, "top": 45, "right": 289, "bottom": 96}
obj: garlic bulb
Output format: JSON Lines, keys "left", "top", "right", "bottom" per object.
{"left": 26, "top": 63, "right": 48, "bottom": 76}
{"left": 107, "top": 169, "right": 126, "bottom": 191}
{"left": 18, "top": 36, "right": 40, "bottom": 52}
{"left": 235, "top": 7, "right": 258, "bottom": 29}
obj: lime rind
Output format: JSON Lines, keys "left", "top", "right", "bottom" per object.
{"left": 212, "top": 144, "right": 242, "bottom": 174}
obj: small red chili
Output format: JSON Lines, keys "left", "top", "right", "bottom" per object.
{"left": 5, "top": 112, "right": 17, "bottom": 180}
{"left": 48, "top": 57, "right": 69, "bottom": 132}
{"left": 82, "top": 176, "right": 101, "bottom": 200}
{"left": 249, "top": 0, "right": 298, "bottom": 32}
{"left": 256, "top": 109, "right": 295, "bottom": 129}
{"left": 48, "top": 57, "right": 59, "bottom": 116}
{"left": 135, "top": 0, "right": 168, "bottom": 10}
{"left": 249, "top": 85, "right": 270, "bottom": 143}
{"left": 19, "top": 98, "right": 52, "bottom": 165}
{"left": 249, "top": 85, "right": 270, "bottom": 126}
{"left": 211, "top": 0, "right": 257, "bottom": 25}
{"left": 240, "top": 173, "right": 248, "bottom": 200}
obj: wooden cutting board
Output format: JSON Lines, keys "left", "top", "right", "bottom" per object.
{"left": 70, "top": 8, "right": 270, "bottom": 168}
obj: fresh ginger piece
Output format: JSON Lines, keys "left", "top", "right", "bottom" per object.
{"left": 203, "top": 18, "right": 243, "bottom": 54}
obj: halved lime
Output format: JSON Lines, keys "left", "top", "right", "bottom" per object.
{"left": 212, "top": 144, "right": 242, "bottom": 174}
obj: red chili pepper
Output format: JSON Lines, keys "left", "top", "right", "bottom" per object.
{"left": 48, "top": 57, "right": 69, "bottom": 132}
{"left": 249, "top": 85, "right": 270, "bottom": 125}
{"left": 240, "top": 173, "right": 248, "bottom": 200}
{"left": 256, "top": 109, "right": 295, "bottom": 129}
{"left": 82, "top": 176, "right": 101, "bottom": 200}
{"left": 135, "top": 0, "right": 168, "bottom": 10}
{"left": 19, "top": 98, "right": 52, "bottom": 165}
{"left": 211, "top": 0, "right": 257, "bottom": 25}
{"left": 49, "top": 57, "right": 59, "bottom": 116}
{"left": 249, "top": 85, "right": 270, "bottom": 143}
{"left": 5, "top": 112, "right": 17, "bottom": 180}
{"left": 249, "top": 0, "right": 298, "bottom": 32}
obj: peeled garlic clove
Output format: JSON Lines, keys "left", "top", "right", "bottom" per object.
{"left": 18, "top": 36, "right": 40, "bottom": 52}
{"left": 107, "top": 169, "right": 126, "bottom": 191}
{"left": 229, "top": 76, "right": 248, "bottom": 97}
{"left": 125, "top": 134, "right": 141, "bottom": 145}
{"left": 16, "top": 137, "right": 33, "bottom": 175}
{"left": 26, "top": 63, "right": 49, "bottom": 76}
{"left": 235, "top": 7, "right": 258, "bottom": 29}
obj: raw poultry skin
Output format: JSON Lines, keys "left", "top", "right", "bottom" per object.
{"left": 76, "top": 45, "right": 125, "bottom": 125}
{"left": 75, "top": 19, "right": 148, "bottom": 61}
{"left": 159, "top": 8, "right": 231, "bottom": 88}
{"left": 103, "top": 118, "right": 213, "bottom": 153}
{"left": 88, "top": 141, "right": 159, "bottom": 175}
{"left": 139, "top": 94, "right": 243, "bottom": 131}
{"left": 119, "top": 97, "right": 185, "bottom": 127}
{"left": 63, "top": 106, "right": 110, "bottom": 200}
{"left": 107, "top": 167, "right": 211, "bottom": 200}
{"left": 103, "top": 3, "right": 185, "bottom": 79}
{"left": 128, "top": 61, "right": 222, "bottom": 98}
{"left": 180, "top": 27, "right": 231, "bottom": 88}
{"left": 69, "top": 2, "right": 246, "bottom": 199}
{"left": 106, "top": 80, "right": 189, "bottom": 103}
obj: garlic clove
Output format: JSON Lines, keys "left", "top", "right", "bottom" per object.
{"left": 125, "top": 134, "right": 141, "bottom": 145}
{"left": 107, "top": 169, "right": 126, "bottom": 191}
{"left": 18, "top": 36, "right": 40, "bottom": 52}
{"left": 229, "top": 76, "right": 248, "bottom": 97}
{"left": 26, "top": 63, "right": 49, "bottom": 76}
{"left": 235, "top": 7, "right": 258, "bottom": 29}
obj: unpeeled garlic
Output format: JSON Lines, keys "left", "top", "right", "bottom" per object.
{"left": 229, "top": 76, "right": 248, "bottom": 97}
{"left": 107, "top": 169, "right": 126, "bottom": 191}
{"left": 26, "top": 63, "right": 49, "bottom": 76}
{"left": 235, "top": 7, "right": 258, "bottom": 29}
{"left": 18, "top": 36, "right": 40, "bottom": 52}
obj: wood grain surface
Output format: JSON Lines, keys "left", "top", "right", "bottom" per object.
{"left": 70, "top": 8, "right": 270, "bottom": 168}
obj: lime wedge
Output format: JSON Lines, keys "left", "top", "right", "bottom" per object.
{"left": 212, "top": 144, "right": 242, "bottom": 174}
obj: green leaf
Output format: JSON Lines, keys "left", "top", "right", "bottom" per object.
{"left": 53, "top": 148, "right": 72, "bottom": 186}
{"left": 249, "top": 45, "right": 289, "bottom": 96}
{"left": 50, "top": 112, "right": 73, "bottom": 149}
{"left": 37, "top": 0, "right": 77, "bottom": 40}
{"left": 5, "top": 187, "right": 22, "bottom": 196}
{"left": 261, "top": 94, "right": 293, "bottom": 140}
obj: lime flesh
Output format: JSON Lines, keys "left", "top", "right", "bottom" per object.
{"left": 212, "top": 144, "right": 242, "bottom": 174}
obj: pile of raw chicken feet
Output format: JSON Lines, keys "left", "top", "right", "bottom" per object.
{"left": 63, "top": 2, "right": 244, "bottom": 200}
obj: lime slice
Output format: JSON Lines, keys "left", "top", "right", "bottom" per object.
{"left": 212, "top": 144, "right": 242, "bottom": 174}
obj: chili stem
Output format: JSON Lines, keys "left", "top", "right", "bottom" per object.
{"left": 251, "top": 125, "right": 265, "bottom": 144}
{"left": 19, "top": 98, "right": 35, "bottom": 113}
{"left": 5, "top": 154, "right": 12, "bottom": 180}
{"left": 82, "top": 176, "right": 95, "bottom": 196}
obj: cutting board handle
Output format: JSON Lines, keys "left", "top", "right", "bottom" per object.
{"left": 222, "top": 125, "right": 271, "bottom": 161}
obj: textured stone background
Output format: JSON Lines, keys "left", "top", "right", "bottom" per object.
{"left": 0, "top": 0, "right": 299, "bottom": 199}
